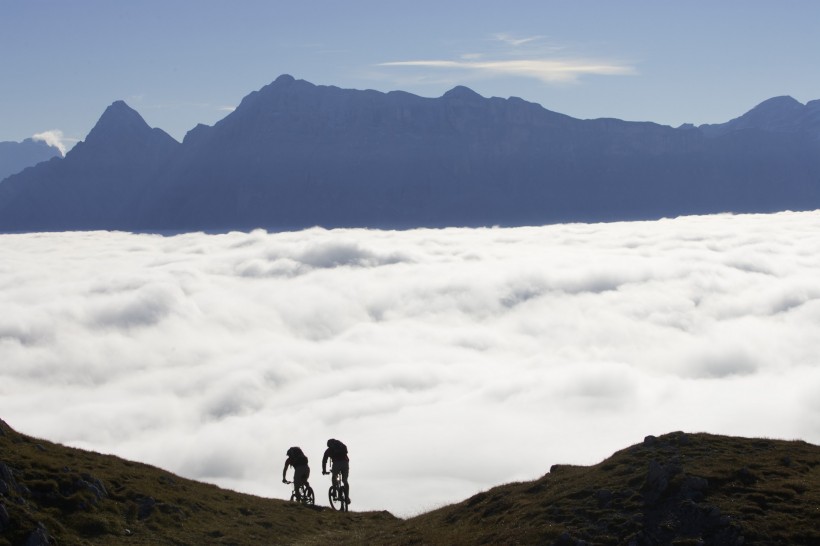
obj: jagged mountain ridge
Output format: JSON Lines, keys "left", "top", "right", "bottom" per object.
{"left": 1, "top": 75, "right": 819, "bottom": 232}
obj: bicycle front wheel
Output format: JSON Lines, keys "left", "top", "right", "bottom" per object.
{"left": 328, "top": 485, "right": 347, "bottom": 511}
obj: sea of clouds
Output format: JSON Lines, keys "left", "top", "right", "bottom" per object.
{"left": 2, "top": 211, "right": 819, "bottom": 516}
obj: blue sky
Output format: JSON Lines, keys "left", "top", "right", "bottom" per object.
{"left": 3, "top": 1, "right": 820, "bottom": 151}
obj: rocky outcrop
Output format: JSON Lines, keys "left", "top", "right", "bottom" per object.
{"left": 636, "top": 433, "right": 744, "bottom": 545}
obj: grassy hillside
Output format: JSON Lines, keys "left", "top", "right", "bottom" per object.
{"left": 1, "top": 418, "right": 818, "bottom": 545}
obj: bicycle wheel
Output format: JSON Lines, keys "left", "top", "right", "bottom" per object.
{"left": 301, "top": 484, "right": 315, "bottom": 506}
{"left": 328, "top": 484, "right": 346, "bottom": 511}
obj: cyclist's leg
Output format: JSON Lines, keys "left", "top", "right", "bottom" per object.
{"left": 294, "top": 465, "right": 308, "bottom": 500}
{"left": 339, "top": 463, "right": 350, "bottom": 502}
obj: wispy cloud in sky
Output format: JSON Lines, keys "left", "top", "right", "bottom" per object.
{"left": 380, "top": 32, "right": 635, "bottom": 86}
{"left": 492, "top": 33, "right": 545, "bottom": 47}
{"left": 379, "top": 58, "right": 635, "bottom": 84}
{"left": 1, "top": 212, "right": 819, "bottom": 516}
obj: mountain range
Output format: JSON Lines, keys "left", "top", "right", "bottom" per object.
{"left": 1, "top": 75, "right": 819, "bottom": 233}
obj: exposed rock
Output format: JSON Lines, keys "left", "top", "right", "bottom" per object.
{"left": 78, "top": 473, "right": 108, "bottom": 500}
{"left": 0, "top": 503, "right": 9, "bottom": 531}
{"left": 137, "top": 496, "right": 156, "bottom": 520}
{"left": 24, "top": 524, "right": 50, "bottom": 546}
{"left": 0, "top": 461, "right": 19, "bottom": 497}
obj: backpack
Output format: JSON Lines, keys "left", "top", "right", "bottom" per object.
{"left": 287, "top": 447, "right": 308, "bottom": 466}
{"left": 328, "top": 439, "right": 348, "bottom": 459}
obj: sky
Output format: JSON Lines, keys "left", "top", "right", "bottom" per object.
{"left": 3, "top": 1, "right": 820, "bottom": 153}
{"left": 2, "top": 211, "right": 819, "bottom": 516}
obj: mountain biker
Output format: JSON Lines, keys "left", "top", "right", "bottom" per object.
{"left": 282, "top": 446, "right": 310, "bottom": 501}
{"left": 322, "top": 438, "right": 350, "bottom": 504}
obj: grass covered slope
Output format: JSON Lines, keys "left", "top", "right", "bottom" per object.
{"left": 381, "top": 431, "right": 820, "bottom": 545}
{"left": 2, "top": 418, "right": 818, "bottom": 545}
{"left": 0, "top": 418, "right": 395, "bottom": 545}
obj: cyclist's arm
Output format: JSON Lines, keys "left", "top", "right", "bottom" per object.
{"left": 322, "top": 450, "right": 330, "bottom": 473}
{"left": 282, "top": 458, "right": 291, "bottom": 481}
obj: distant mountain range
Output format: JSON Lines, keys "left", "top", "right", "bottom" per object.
{"left": 1, "top": 75, "right": 819, "bottom": 233}
{"left": 0, "top": 138, "right": 62, "bottom": 183}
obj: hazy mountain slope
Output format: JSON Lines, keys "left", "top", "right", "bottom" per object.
{"left": 0, "top": 139, "right": 61, "bottom": 182}
{"left": 2, "top": 419, "right": 818, "bottom": 545}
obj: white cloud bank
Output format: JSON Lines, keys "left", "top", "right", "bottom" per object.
{"left": 2, "top": 211, "right": 820, "bottom": 516}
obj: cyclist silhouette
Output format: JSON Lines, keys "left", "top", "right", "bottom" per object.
{"left": 322, "top": 438, "right": 350, "bottom": 504}
{"left": 282, "top": 446, "right": 310, "bottom": 502}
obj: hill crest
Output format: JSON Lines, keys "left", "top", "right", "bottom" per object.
{"left": 1, "top": 418, "right": 818, "bottom": 545}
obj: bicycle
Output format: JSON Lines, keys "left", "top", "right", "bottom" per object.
{"left": 284, "top": 480, "right": 315, "bottom": 506}
{"left": 325, "top": 466, "right": 348, "bottom": 512}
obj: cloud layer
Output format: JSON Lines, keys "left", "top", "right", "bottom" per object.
{"left": 2, "top": 211, "right": 820, "bottom": 516}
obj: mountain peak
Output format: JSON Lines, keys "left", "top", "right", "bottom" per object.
{"left": 99, "top": 100, "right": 145, "bottom": 125}
{"left": 443, "top": 85, "right": 483, "bottom": 101}
{"left": 273, "top": 74, "right": 296, "bottom": 84}
{"left": 84, "top": 100, "right": 153, "bottom": 146}
{"left": 700, "top": 95, "right": 810, "bottom": 136}
{"left": 751, "top": 95, "right": 802, "bottom": 109}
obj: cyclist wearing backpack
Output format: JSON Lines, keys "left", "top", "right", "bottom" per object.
{"left": 282, "top": 446, "right": 310, "bottom": 501}
{"left": 322, "top": 438, "right": 350, "bottom": 504}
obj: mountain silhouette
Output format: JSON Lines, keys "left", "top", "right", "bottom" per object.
{"left": 0, "top": 138, "right": 61, "bottom": 183}
{"left": 1, "top": 75, "right": 819, "bottom": 232}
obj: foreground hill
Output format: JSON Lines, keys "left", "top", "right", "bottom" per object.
{"left": 1, "top": 419, "right": 818, "bottom": 545}
{"left": 1, "top": 76, "right": 820, "bottom": 232}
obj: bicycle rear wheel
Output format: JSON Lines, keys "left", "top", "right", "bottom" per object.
{"left": 301, "top": 484, "right": 315, "bottom": 506}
